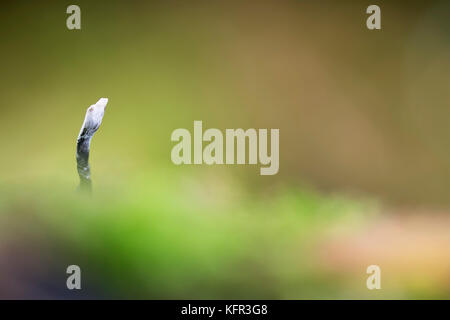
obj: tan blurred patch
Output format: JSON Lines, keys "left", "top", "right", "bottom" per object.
{"left": 318, "top": 211, "right": 450, "bottom": 290}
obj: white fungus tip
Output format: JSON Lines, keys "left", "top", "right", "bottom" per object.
{"left": 96, "top": 98, "right": 109, "bottom": 108}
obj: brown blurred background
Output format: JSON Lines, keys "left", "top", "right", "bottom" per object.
{"left": 0, "top": 0, "right": 449, "bottom": 206}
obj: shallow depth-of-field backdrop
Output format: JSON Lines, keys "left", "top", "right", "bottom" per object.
{"left": 0, "top": 0, "right": 449, "bottom": 299}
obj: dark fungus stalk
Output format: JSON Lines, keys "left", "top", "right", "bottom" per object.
{"left": 76, "top": 98, "right": 108, "bottom": 193}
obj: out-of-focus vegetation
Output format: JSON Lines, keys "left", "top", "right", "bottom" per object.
{"left": 1, "top": 175, "right": 449, "bottom": 299}
{"left": 0, "top": 174, "right": 375, "bottom": 299}
{"left": 0, "top": 0, "right": 449, "bottom": 299}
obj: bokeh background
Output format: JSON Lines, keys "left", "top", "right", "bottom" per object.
{"left": 0, "top": 0, "right": 449, "bottom": 299}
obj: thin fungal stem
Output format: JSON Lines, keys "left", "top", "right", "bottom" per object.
{"left": 76, "top": 98, "right": 108, "bottom": 193}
